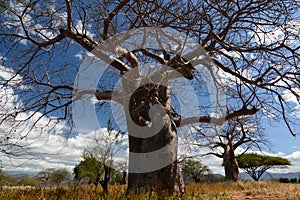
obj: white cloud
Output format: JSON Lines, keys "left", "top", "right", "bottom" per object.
{"left": 74, "top": 21, "right": 95, "bottom": 40}
{"left": 0, "top": 65, "right": 24, "bottom": 86}
{"left": 74, "top": 51, "right": 97, "bottom": 61}
{"left": 200, "top": 155, "right": 223, "bottom": 174}
{"left": 3, "top": 2, "right": 68, "bottom": 46}
{"left": 0, "top": 65, "right": 76, "bottom": 173}
{"left": 33, "top": 24, "right": 58, "bottom": 41}
{"left": 0, "top": 63, "right": 129, "bottom": 174}
{"left": 1, "top": 126, "right": 128, "bottom": 174}
{"left": 282, "top": 88, "right": 300, "bottom": 117}
{"left": 254, "top": 20, "right": 300, "bottom": 46}
{"left": 219, "top": 49, "right": 241, "bottom": 59}
{"left": 254, "top": 25, "right": 284, "bottom": 45}
{"left": 282, "top": 88, "right": 300, "bottom": 104}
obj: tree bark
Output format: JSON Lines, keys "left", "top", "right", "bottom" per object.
{"left": 100, "top": 165, "right": 111, "bottom": 194}
{"left": 223, "top": 145, "right": 240, "bottom": 182}
{"left": 100, "top": 181, "right": 108, "bottom": 194}
{"left": 121, "top": 171, "right": 127, "bottom": 185}
{"left": 124, "top": 82, "right": 185, "bottom": 196}
{"left": 126, "top": 121, "right": 185, "bottom": 196}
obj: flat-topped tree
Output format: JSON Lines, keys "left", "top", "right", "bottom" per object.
{"left": 237, "top": 153, "right": 291, "bottom": 181}
{"left": 1, "top": 0, "right": 300, "bottom": 196}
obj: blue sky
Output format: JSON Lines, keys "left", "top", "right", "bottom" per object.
{"left": 265, "top": 123, "right": 300, "bottom": 154}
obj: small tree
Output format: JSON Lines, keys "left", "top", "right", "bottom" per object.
{"left": 73, "top": 120, "right": 126, "bottom": 193}
{"left": 37, "top": 168, "right": 70, "bottom": 187}
{"left": 49, "top": 169, "right": 71, "bottom": 187}
{"left": 237, "top": 153, "right": 291, "bottom": 181}
{"left": 181, "top": 159, "right": 212, "bottom": 183}
{"left": 18, "top": 175, "right": 40, "bottom": 186}
{"left": 74, "top": 150, "right": 115, "bottom": 193}
{"left": 108, "top": 170, "right": 125, "bottom": 185}
{"left": 74, "top": 153, "right": 101, "bottom": 185}
{"left": 36, "top": 168, "right": 55, "bottom": 186}
{"left": 115, "top": 160, "right": 128, "bottom": 185}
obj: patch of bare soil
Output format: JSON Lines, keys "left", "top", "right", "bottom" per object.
{"left": 230, "top": 183, "right": 300, "bottom": 200}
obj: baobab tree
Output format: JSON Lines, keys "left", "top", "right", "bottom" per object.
{"left": 190, "top": 116, "right": 269, "bottom": 181}
{"left": 0, "top": 0, "right": 300, "bottom": 196}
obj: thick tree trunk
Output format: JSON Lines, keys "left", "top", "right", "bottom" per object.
{"left": 223, "top": 146, "right": 240, "bottom": 182}
{"left": 127, "top": 120, "right": 185, "bottom": 195}
{"left": 124, "top": 81, "right": 185, "bottom": 196}
{"left": 127, "top": 162, "right": 185, "bottom": 195}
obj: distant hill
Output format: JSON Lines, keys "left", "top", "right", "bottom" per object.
{"left": 2, "top": 170, "right": 37, "bottom": 176}
{"left": 240, "top": 172, "right": 300, "bottom": 181}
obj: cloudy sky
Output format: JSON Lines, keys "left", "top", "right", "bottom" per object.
{"left": 1, "top": 123, "right": 299, "bottom": 176}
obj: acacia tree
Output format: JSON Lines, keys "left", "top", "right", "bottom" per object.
{"left": 0, "top": 0, "right": 300, "bottom": 196}
{"left": 237, "top": 153, "right": 291, "bottom": 181}
{"left": 191, "top": 116, "right": 269, "bottom": 182}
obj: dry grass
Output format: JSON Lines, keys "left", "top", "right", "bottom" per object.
{"left": 185, "top": 181, "right": 300, "bottom": 200}
{"left": 0, "top": 181, "right": 300, "bottom": 200}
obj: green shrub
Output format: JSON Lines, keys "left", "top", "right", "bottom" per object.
{"left": 18, "top": 177, "right": 40, "bottom": 186}
{"left": 278, "top": 178, "right": 290, "bottom": 183}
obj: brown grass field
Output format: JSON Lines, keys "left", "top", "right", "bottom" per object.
{"left": 1, "top": 181, "right": 300, "bottom": 200}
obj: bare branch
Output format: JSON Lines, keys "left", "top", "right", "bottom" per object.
{"left": 65, "top": 0, "right": 73, "bottom": 30}
{"left": 201, "top": 152, "right": 223, "bottom": 159}
{"left": 102, "top": 0, "right": 131, "bottom": 40}
{"left": 176, "top": 106, "right": 258, "bottom": 127}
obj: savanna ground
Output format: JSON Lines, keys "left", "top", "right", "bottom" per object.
{"left": 1, "top": 181, "right": 300, "bottom": 200}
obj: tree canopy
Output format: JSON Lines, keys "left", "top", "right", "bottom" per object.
{"left": 180, "top": 159, "right": 212, "bottom": 183}
{"left": 0, "top": 0, "right": 299, "bottom": 142}
{"left": 74, "top": 151, "right": 106, "bottom": 182}
{"left": 37, "top": 168, "right": 71, "bottom": 186}
{"left": 237, "top": 153, "right": 291, "bottom": 181}
{"left": 50, "top": 169, "right": 71, "bottom": 187}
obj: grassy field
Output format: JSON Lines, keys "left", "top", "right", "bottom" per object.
{"left": 1, "top": 181, "right": 300, "bottom": 200}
